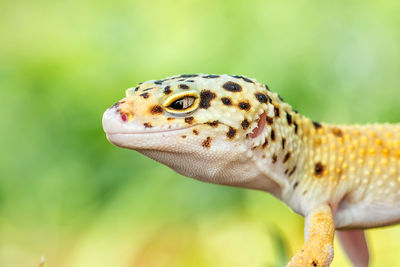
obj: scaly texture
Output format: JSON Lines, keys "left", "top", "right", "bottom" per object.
{"left": 102, "top": 74, "right": 400, "bottom": 266}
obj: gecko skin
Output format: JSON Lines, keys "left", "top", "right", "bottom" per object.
{"left": 102, "top": 74, "right": 400, "bottom": 267}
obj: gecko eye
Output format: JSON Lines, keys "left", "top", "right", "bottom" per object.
{"left": 169, "top": 96, "right": 195, "bottom": 110}
{"left": 164, "top": 92, "right": 199, "bottom": 114}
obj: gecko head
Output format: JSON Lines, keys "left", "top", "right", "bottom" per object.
{"left": 102, "top": 74, "right": 275, "bottom": 186}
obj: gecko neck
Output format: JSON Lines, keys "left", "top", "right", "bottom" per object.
{"left": 239, "top": 101, "right": 309, "bottom": 202}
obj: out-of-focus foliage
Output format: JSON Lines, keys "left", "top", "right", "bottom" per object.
{"left": 0, "top": 0, "right": 400, "bottom": 266}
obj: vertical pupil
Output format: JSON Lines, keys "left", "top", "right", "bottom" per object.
{"left": 172, "top": 99, "right": 184, "bottom": 109}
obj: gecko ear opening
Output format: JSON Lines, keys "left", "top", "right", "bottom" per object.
{"left": 248, "top": 112, "right": 266, "bottom": 139}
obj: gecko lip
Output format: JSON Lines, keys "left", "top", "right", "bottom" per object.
{"left": 105, "top": 126, "right": 196, "bottom": 149}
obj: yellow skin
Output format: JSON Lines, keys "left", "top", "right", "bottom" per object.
{"left": 102, "top": 74, "right": 400, "bottom": 267}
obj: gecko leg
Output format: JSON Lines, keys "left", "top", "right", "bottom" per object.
{"left": 287, "top": 205, "right": 335, "bottom": 267}
{"left": 337, "top": 230, "right": 369, "bottom": 267}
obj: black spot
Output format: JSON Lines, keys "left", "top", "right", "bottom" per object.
{"left": 186, "top": 80, "right": 195, "bottom": 83}
{"left": 238, "top": 102, "right": 251, "bottom": 111}
{"left": 278, "top": 95, "right": 284, "bottom": 101}
{"left": 241, "top": 76, "right": 254, "bottom": 83}
{"left": 286, "top": 113, "right": 292, "bottom": 125}
{"left": 289, "top": 166, "right": 296, "bottom": 176}
{"left": 134, "top": 86, "right": 139, "bottom": 92}
{"left": 144, "top": 122, "right": 152, "bottom": 128}
{"left": 293, "top": 109, "right": 299, "bottom": 114}
{"left": 185, "top": 117, "right": 194, "bottom": 124}
{"left": 167, "top": 117, "right": 175, "bottom": 121}
{"left": 255, "top": 93, "right": 268, "bottom": 103}
{"left": 232, "top": 75, "right": 254, "bottom": 84}
{"left": 283, "top": 152, "right": 291, "bottom": 163}
{"left": 315, "top": 162, "right": 324, "bottom": 176}
{"left": 206, "top": 120, "right": 219, "bottom": 127}
{"left": 293, "top": 181, "right": 299, "bottom": 189}
{"left": 274, "top": 106, "right": 280, "bottom": 117}
{"left": 312, "top": 260, "right": 318, "bottom": 267}
{"left": 272, "top": 154, "right": 277, "bottom": 163}
{"left": 192, "top": 129, "right": 199, "bottom": 135}
{"left": 164, "top": 86, "right": 172, "bottom": 94}
{"left": 282, "top": 137, "right": 286, "bottom": 149}
{"left": 264, "top": 84, "right": 270, "bottom": 91}
{"left": 154, "top": 79, "right": 165, "bottom": 85}
{"left": 203, "top": 74, "right": 220, "bottom": 78}
{"left": 179, "top": 84, "right": 190, "bottom": 89}
{"left": 227, "top": 127, "right": 237, "bottom": 139}
{"left": 313, "top": 121, "right": 322, "bottom": 129}
{"left": 179, "top": 74, "right": 198, "bottom": 78}
{"left": 332, "top": 127, "right": 343, "bottom": 137}
{"left": 266, "top": 116, "right": 274, "bottom": 125}
{"left": 223, "top": 81, "right": 242, "bottom": 92}
{"left": 271, "top": 129, "right": 275, "bottom": 141}
{"left": 294, "top": 122, "right": 298, "bottom": 134}
{"left": 241, "top": 119, "right": 250, "bottom": 130}
{"left": 150, "top": 105, "right": 163, "bottom": 114}
{"left": 140, "top": 92, "right": 149, "bottom": 99}
{"left": 262, "top": 138, "right": 268, "bottom": 148}
{"left": 143, "top": 87, "right": 154, "bottom": 92}
{"left": 200, "top": 90, "right": 216, "bottom": 109}
{"left": 221, "top": 97, "right": 232, "bottom": 105}
{"left": 202, "top": 136, "right": 212, "bottom": 148}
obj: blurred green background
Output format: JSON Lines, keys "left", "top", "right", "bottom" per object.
{"left": 1, "top": 0, "right": 400, "bottom": 266}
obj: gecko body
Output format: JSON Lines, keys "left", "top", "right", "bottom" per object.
{"left": 102, "top": 74, "right": 400, "bottom": 266}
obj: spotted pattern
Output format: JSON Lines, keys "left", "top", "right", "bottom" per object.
{"left": 255, "top": 93, "right": 268, "bottom": 103}
{"left": 150, "top": 105, "right": 163, "bottom": 114}
{"left": 200, "top": 90, "right": 216, "bottom": 109}
{"left": 313, "top": 121, "right": 322, "bottom": 129}
{"left": 238, "top": 102, "right": 251, "bottom": 111}
{"left": 140, "top": 92, "right": 149, "bottom": 99}
{"left": 179, "top": 84, "right": 190, "bottom": 89}
{"left": 206, "top": 121, "right": 219, "bottom": 127}
{"left": 221, "top": 97, "right": 232, "bottom": 105}
{"left": 185, "top": 117, "right": 194, "bottom": 124}
{"left": 241, "top": 119, "right": 250, "bottom": 130}
{"left": 315, "top": 162, "right": 324, "bottom": 177}
{"left": 202, "top": 137, "right": 212, "bottom": 148}
{"left": 227, "top": 127, "right": 237, "bottom": 139}
{"left": 164, "top": 86, "right": 172, "bottom": 94}
{"left": 223, "top": 81, "right": 242, "bottom": 92}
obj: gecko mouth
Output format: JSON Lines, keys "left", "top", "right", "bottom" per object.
{"left": 105, "top": 124, "right": 198, "bottom": 136}
{"left": 105, "top": 126, "right": 197, "bottom": 150}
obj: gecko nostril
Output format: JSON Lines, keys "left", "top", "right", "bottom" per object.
{"left": 121, "top": 113, "right": 128, "bottom": 122}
